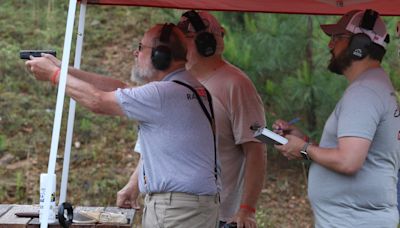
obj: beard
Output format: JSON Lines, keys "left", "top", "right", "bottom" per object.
{"left": 130, "top": 62, "right": 158, "bottom": 84}
{"left": 328, "top": 48, "right": 353, "bottom": 75}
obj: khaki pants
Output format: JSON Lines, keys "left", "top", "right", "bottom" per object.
{"left": 142, "top": 192, "right": 219, "bottom": 228}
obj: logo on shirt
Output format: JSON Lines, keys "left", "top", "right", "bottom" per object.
{"left": 186, "top": 87, "right": 207, "bottom": 100}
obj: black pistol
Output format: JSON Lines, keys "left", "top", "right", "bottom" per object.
{"left": 20, "top": 50, "right": 56, "bottom": 60}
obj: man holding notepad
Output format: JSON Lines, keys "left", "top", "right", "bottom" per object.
{"left": 272, "top": 9, "right": 399, "bottom": 227}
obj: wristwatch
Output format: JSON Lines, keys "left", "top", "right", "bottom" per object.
{"left": 300, "top": 142, "right": 311, "bottom": 160}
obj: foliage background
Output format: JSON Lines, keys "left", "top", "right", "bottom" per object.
{"left": 0, "top": 1, "right": 399, "bottom": 227}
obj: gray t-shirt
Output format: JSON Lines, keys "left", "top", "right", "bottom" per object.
{"left": 116, "top": 68, "right": 219, "bottom": 195}
{"left": 308, "top": 68, "right": 400, "bottom": 227}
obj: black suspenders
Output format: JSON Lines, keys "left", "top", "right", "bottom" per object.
{"left": 173, "top": 80, "right": 218, "bottom": 182}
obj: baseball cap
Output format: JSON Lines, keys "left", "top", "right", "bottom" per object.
{"left": 320, "top": 9, "right": 389, "bottom": 49}
{"left": 177, "top": 10, "right": 224, "bottom": 37}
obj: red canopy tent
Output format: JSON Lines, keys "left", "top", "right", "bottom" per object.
{"left": 40, "top": 0, "right": 400, "bottom": 227}
{"left": 80, "top": 0, "right": 400, "bottom": 15}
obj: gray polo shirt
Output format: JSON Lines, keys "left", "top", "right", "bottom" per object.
{"left": 115, "top": 68, "right": 219, "bottom": 195}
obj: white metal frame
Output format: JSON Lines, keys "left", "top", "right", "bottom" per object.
{"left": 41, "top": 0, "right": 87, "bottom": 227}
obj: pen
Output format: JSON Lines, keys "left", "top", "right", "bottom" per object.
{"left": 287, "top": 117, "right": 300, "bottom": 125}
{"left": 275, "top": 117, "right": 300, "bottom": 131}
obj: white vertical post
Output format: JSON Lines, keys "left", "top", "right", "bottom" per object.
{"left": 41, "top": 0, "right": 77, "bottom": 227}
{"left": 59, "top": 0, "right": 87, "bottom": 205}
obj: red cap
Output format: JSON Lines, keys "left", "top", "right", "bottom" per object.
{"left": 320, "top": 10, "right": 361, "bottom": 36}
{"left": 320, "top": 9, "right": 389, "bottom": 49}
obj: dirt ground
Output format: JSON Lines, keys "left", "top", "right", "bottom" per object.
{"left": 258, "top": 152, "right": 313, "bottom": 227}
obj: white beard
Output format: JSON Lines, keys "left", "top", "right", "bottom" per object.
{"left": 130, "top": 63, "right": 157, "bottom": 84}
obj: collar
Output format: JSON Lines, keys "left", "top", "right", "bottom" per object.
{"left": 350, "top": 67, "right": 383, "bottom": 84}
{"left": 161, "top": 68, "right": 186, "bottom": 82}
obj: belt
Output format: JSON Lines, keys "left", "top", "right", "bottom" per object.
{"left": 146, "top": 192, "right": 220, "bottom": 203}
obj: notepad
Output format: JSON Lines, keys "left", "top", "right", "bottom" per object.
{"left": 254, "top": 128, "right": 288, "bottom": 145}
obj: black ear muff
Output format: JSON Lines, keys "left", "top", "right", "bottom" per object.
{"left": 360, "top": 9, "right": 378, "bottom": 31}
{"left": 182, "top": 10, "right": 217, "bottom": 57}
{"left": 195, "top": 32, "right": 217, "bottom": 57}
{"left": 151, "top": 45, "right": 172, "bottom": 70}
{"left": 348, "top": 33, "right": 371, "bottom": 60}
{"left": 151, "top": 23, "right": 174, "bottom": 70}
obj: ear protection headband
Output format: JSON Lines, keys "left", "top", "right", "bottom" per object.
{"left": 347, "top": 9, "right": 378, "bottom": 60}
{"left": 182, "top": 10, "right": 217, "bottom": 57}
{"left": 151, "top": 23, "right": 174, "bottom": 70}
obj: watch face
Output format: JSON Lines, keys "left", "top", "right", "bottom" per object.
{"left": 300, "top": 151, "right": 310, "bottom": 160}
{"left": 300, "top": 142, "right": 311, "bottom": 160}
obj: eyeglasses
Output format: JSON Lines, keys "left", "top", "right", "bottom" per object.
{"left": 137, "top": 42, "right": 153, "bottom": 52}
{"left": 330, "top": 34, "right": 351, "bottom": 43}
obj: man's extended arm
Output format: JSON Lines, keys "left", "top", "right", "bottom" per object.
{"left": 68, "top": 67, "right": 128, "bottom": 92}
{"left": 44, "top": 54, "right": 128, "bottom": 92}
{"left": 26, "top": 56, "right": 124, "bottom": 116}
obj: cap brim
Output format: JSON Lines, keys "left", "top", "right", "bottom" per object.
{"left": 320, "top": 24, "right": 347, "bottom": 36}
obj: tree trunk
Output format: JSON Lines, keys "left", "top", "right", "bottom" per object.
{"left": 306, "top": 16, "right": 317, "bottom": 131}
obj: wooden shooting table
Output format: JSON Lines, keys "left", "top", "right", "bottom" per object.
{"left": 0, "top": 204, "right": 135, "bottom": 228}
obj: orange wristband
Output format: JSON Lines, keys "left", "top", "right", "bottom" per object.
{"left": 50, "top": 68, "right": 60, "bottom": 85}
{"left": 240, "top": 204, "right": 256, "bottom": 213}
{"left": 303, "top": 135, "right": 310, "bottom": 142}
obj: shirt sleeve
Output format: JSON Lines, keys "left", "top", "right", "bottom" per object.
{"left": 229, "top": 76, "right": 266, "bottom": 144}
{"left": 115, "top": 83, "right": 163, "bottom": 123}
{"left": 336, "top": 85, "right": 384, "bottom": 141}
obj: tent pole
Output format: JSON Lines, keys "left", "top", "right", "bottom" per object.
{"left": 41, "top": 0, "right": 77, "bottom": 227}
{"left": 59, "top": 0, "right": 87, "bottom": 205}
